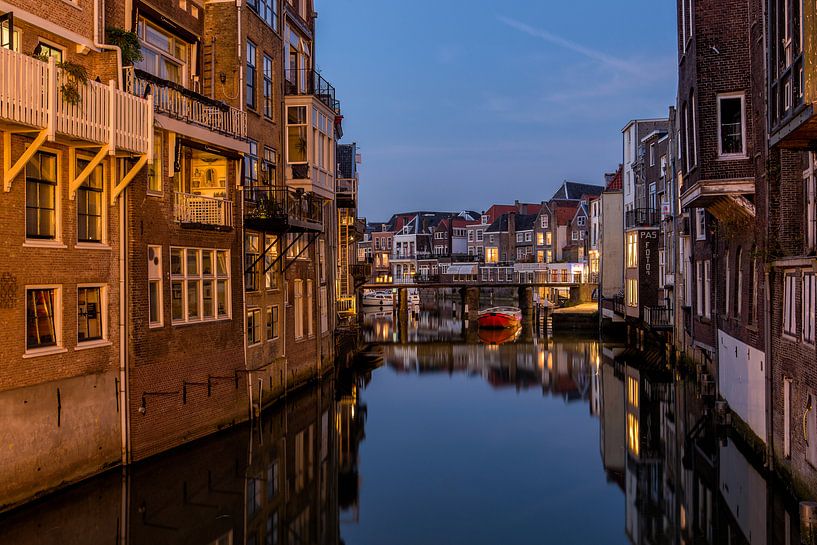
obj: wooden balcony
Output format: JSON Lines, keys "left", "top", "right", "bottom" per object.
{"left": 174, "top": 192, "right": 233, "bottom": 229}
{"left": 0, "top": 49, "right": 152, "bottom": 192}
{"left": 336, "top": 177, "right": 357, "bottom": 208}
{"left": 124, "top": 68, "right": 246, "bottom": 148}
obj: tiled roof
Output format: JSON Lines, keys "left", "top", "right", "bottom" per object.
{"left": 553, "top": 202, "right": 580, "bottom": 226}
{"left": 551, "top": 181, "right": 605, "bottom": 201}
{"left": 515, "top": 214, "right": 537, "bottom": 231}
{"left": 605, "top": 166, "right": 623, "bottom": 191}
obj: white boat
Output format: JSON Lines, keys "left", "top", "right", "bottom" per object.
{"left": 477, "top": 306, "right": 522, "bottom": 329}
{"left": 362, "top": 290, "right": 395, "bottom": 307}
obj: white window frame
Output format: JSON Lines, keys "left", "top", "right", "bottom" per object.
{"left": 804, "top": 272, "right": 816, "bottom": 344}
{"left": 267, "top": 305, "right": 279, "bottom": 341}
{"left": 148, "top": 245, "right": 164, "bottom": 328}
{"left": 806, "top": 153, "right": 817, "bottom": 252}
{"left": 247, "top": 308, "right": 262, "bottom": 346}
{"left": 784, "top": 271, "right": 797, "bottom": 338}
{"left": 696, "top": 208, "right": 706, "bottom": 241}
{"left": 704, "top": 260, "right": 711, "bottom": 318}
{"left": 76, "top": 284, "right": 109, "bottom": 349}
{"left": 24, "top": 285, "right": 66, "bottom": 358}
{"left": 24, "top": 148, "right": 64, "bottom": 248}
{"left": 294, "top": 279, "right": 304, "bottom": 339}
{"left": 716, "top": 92, "right": 748, "bottom": 159}
{"left": 75, "top": 153, "right": 108, "bottom": 247}
{"left": 170, "top": 247, "right": 231, "bottom": 324}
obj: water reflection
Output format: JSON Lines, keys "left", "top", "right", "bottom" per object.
{"left": 0, "top": 303, "right": 804, "bottom": 545}
{"left": 0, "top": 380, "right": 347, "bottom": 545}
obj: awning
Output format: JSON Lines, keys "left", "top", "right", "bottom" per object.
{"left": 447, "top": 264, "right": 478, "bottom": 275}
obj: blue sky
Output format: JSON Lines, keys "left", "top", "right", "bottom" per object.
{"left": 316, "top": 0, "right": 678, "bottom": 221}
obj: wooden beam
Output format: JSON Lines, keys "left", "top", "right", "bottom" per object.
{"left": 69, "top": 145, "right": 110, "bottom": 199}
{"left": 111, "top": 154, "right": 148, "bottom": 204}
{"left": 3, "top": 129, "right": 49, "bottom": 192}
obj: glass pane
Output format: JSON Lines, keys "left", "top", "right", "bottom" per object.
{"left": 149, "top": 281, "right": 161, "bottom": 323}
{"left": 145, "top": 23, "right": 171, "bottom": 54}
{"left": 288, "top": 126, "right": 307, "bottom": 162}
{"left": 187, "top": 281, "right": 200, "bottom": 319}
{"left": 217, "top": 251, "right": 228, "bottom": 277}
{"left": 171, "top": 281, "right": 184, "bottom": 320}
{"left": 720, "top": 97, "right": 743, "bottom": 154}
{"left": 202, "top": 251, "right": 213, "bottom": 276}
{"left": 39, "top": 210, "right": 55, "bottom": 238}
{"left": 78, "top": 287, "right": 102, "bottom": 341}
{"left": 287, "top": 106, "right": 306, "bottom": 124}
{"left": 26, "top": 289, "right": 56, "bottom": 348}
{"left": 171, "top": 248, "right": 183, "bottom": 275}
{"left": 202, "top": 280, "right": 214, "bottom": 318}
{"left": 186, "top": 249, "right": 199, "bottom": 276}
{"left": 217, "top": 280, "right": 228, "bottom": 316}
{"left": 40, "top": 153, "right": 57, "bottom": 182}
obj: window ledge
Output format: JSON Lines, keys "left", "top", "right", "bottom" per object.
{"left": 146, "top": 191, "right": 163, "bottom": 198}
{"left": 171, "top": 317, "right": 232, "bottom": 327}
{"left": 247, "top": 341, "right": 262, "bottom": 348}
{"left": 75, "top": 242, "right": 112, "bottom": 251}
{"left": 782, "top": 333, "right": 800, "bottom": 343}
{"left": 148, "top": 322, "right": 164, "bottom": 329}
{"left": 717, "top": 154, "right": 749, "bottom": 162}
{"left": 23, "top": 240, "right": 67, "bottom": 249}
{"left": 75, "top": 339, "right": 112, "bottom": 351}
{"left": 23, "top": 346, "right": 68, "bottom": 359}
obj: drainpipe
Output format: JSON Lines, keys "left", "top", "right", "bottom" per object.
{"left": 119, "top": 176, "right": 130, "bottom": 465}
{"left": 236, "top": 0, "right": 244, "bottom": 108}
{"left": 94, "top": 0, "right": 123, "bottom": 89}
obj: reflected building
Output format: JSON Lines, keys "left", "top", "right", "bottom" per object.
{"left": 0, "top": 380, "right": 344, "bottom": 545}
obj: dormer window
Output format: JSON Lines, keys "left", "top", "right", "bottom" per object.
{"left": 481, "top": 215, "right": 489, "bottom": 225}
{"left": 135, "top": 17, "right": 190, "bottom": 84}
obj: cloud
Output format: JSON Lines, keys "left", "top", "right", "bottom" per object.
{"left": 497, "top": 15, "right": 647, "bottom": 78}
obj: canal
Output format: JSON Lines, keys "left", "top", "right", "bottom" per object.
{"left": 0, "top": 300, "right": 803, "bottom": 544}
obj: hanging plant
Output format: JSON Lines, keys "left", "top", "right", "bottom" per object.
{"left": 31, "top": 52, "right": 88, "bottom": 106}
{"left": 57, "top": 60, "right": 88, "bottom": 106}
{"left": 106, "top": 27, "right": 143, "bottom": 66}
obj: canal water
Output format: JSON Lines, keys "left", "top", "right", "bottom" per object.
{"left": 0, "top": 299, "right": 803, "bottom": 544}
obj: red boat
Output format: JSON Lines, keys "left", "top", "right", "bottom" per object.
{"left": 478, "top": 326, "right": 521, "bottom": 345}
{"left": 477, "top": 307, "right": 522, "bottom": 329}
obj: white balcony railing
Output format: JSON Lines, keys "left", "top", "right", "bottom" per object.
{"left": 174, "top": 193, "right": 233, "bottom": 227}
{"left": 0, "top": 48, "right": 151, "bottom": 154}
{"left": 125, "top": 68, "right": 246, "bottom": 140}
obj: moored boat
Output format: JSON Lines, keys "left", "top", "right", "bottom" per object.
{"left": 362, "top": 290, "right": 395, "bottom": 307}
{"left": 477, "top": 306, "right": 522, "bottom": 329}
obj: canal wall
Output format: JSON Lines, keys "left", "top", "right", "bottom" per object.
{"left": 0, "top": 370, "right": 120, "bottom": 512}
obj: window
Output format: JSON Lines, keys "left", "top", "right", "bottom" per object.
{"left": 319, "top": 239, "right": 326, "bottom": 282}
{"left": 1, "top": 21, "right": 20, "bottom": 51}
{"left": 485, "top": 247, "right": 499, "bottom": 264}
{"left": 683, "top": 104, "right": 691, "bottom": 172}
{"left": 806, "top": 153, "right": 817, "bottom": 252}
{"left": 246, "top": 41, "right": 257, "bottom": 109}
{"left": 245, "top": 140, "right": 259, "bottom": 187}
{"left": 626, "top": 278, "right": 638, "bottom": 307}
{"left": 76, "top": 158, "right": 104, "bottom": 243}
{"left": 287, "top": 106, "right": 308, "bottom": 164}
{"left": 516, "top": 232, "right": 523, "bottom": 243}
{"left": 263, "top": 305, "right": 278, "bottom": 341}
{"left": 572, "top": 231, "right": 578, "bottom": 241}
{"left": 265, "top": 235, "right": 279, "bottom": 290}
{"left": 696, "top": 208, "right": 706, "bottom": 240}
{"left": 691, "top": 92, "right": 698, "bottom": 166}
{"left": 626, "top": 232, "right": 638, "bottom": 268}
{"left": 468, "top": 231, "right": 474, "bottom": 242}
{"left": 649, "top": 143, "right": 655, "bottom": 166}
{"left": 294, "top": 280, "right": 304, "bottom": 339}
{"left": 805, "top": 273, "right": 816, "bottom": 344}
{"left": 525, "top": 232, "right": 532, "bottom": 242}
{"left": 171, "top": 248, "right": 230, "bottom": 323}
{"left": 749, "top": 253, "right": 757, "bottom": 325}
{"left": 247, "top": 308, "right": 261, "bottom": 345}
{"left": 26, "top": 287, "right": 59, "bottom": 350}
{"left": 784, "top": 378, "right": 793, "bottom": 459}
{"left": 627, "top": 413, "right": 640, "bottom": 457}
{"left": 148, "top": 131, "right": 163, "bottom": 193}
{"left": 577, "top": 216, "right": 586, "bottom": 226}
{"left": 725, "top": 249, "right": 731, "bottom": 316}
{"left": 77, "top": 286, "right": 103, "bottom": 342}
{"left": 35, "top": 42, "right": 63, "bottom": 62}
{"left": 735, "top": 248, "right": 743, "bottom": 317}
{"left": 546, "top": 232, "right": 552, "bottom": 246}
{"left": 262, "top": 147, "right": 277, "bottom": 186}
{"left": 696, "top": 261, "right": 704, "bottom": 316}
{"left": 541, "top": 215, "right": 549, "bottom": 229}
{"left": 784, "top": 272, "right": 798, "bottom": 337}
{"left": 718, "top": 93, "right": 746, "bottom": 157}
{"left": 320, "top": 286, "right": 328, "bottom": 333}
{"left": 26, "top": 151, "right": 58, "bottom": 240}
{"left": 248, "top": 0, "right": 277, "bottom": 29}
{"left": 263, "top": 55, "right": 273, "bottom": 118}
{"left": 245, "top": 234, "right": 261, "bottom": 292}
{"left": 306, "top": 280, "right": 314, "bottom": 337}
{"left": 704, "top": 260, "right": 711, "bottom": 318}
{"left": 148, "top": 246, "right": 163, "bottom": 327}
{"left": 476, "top": 230, "right": 484, "bottom": 242}
{"left": 135, "top": 17, "right": 189, "bottom": 84}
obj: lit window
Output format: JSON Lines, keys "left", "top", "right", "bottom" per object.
{"left": 485, "top": 247, "right": 499, "bottom": 264}
{"left": 294, "top": 280, "right": 304, "bottom": 339}
{"left": 804, "top": 272, "right": 816, "bottom": 344}
{"left": 135, "top": 17, "right": 188, "bottom": 84}
{"left": 287, "top": 106, "right": 308, "bottom": 163}
{"left": 626, "top": 278, "right": 638, "bottom": 307}
{"left": 627, "top": 376, "right": 639, "bottom": 408}
{"left": 626, "top": 232, "right": 638, "bottom": 268}
{"left": 245, "top": 234, "right": 261, "bottom": 292}
{"left": 627, "top": 413, "right": 640, "bottom": 456}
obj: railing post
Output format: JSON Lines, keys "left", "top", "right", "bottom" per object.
{"left": 108, "top": 79, "right": 116, "bottom": 151}
{"left": 46, "top": 56, "right": 56, "bottom": 141}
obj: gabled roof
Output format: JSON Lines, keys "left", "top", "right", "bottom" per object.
{"left": 605, "top": 166, "right": 623, "bottom": 192}
{"left": 551, "top": 181, "right": 605, "bottom": 201}
{"left": 486, "top": 214, "right": 509, "bottom": 233}
{"left": 571, "top": 203, "right": 589, "bottom": 224}
{"left": 484, "top": 204, "right": 518, "bottom": 224}
{"left": 551, "top": 201, "right": 580, "bottom": 226}
{"left": 515, "top": 214, "right": 537, "bottom": 231}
